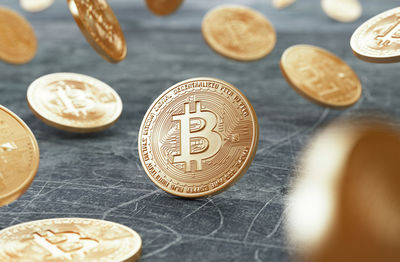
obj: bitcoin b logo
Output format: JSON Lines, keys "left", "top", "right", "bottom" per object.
{"left": 173, "top": 102, "right": 222, "bottom": 172}
{"left": 375, "top": 14, "right": 400, "bottom": 47}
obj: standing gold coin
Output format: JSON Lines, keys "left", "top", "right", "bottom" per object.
{"left": 202, "top": 5, "right": 276, "bottom": 61}
{"left": 146, "top": 0, "right": 183, "bottom": 16}
{"left": 139, "top": 77, "right": 259, "bottom": 198}
{"left": 321, "top": 0, "right": 362, "bottom": 23}
{"left": 0, "top": 7, "right": 37, "bottom": 64}
{"left": 20, "top": 0, "right": 54, "bottom": 12}
{"left": 351, "top": 7, "right": 400, "bottom": 63}
{"left": 280, "top": 45, "right": 362, "bottom": 108}
{"left": 27, "top": 73, "right": 123, "bottom": 133}
{"left": 0, "top": 218, "right": 142, "bottom": 262}
{"left": 0, "top": 105, "right": 39, "bottom": 207}
{"left": 67, "top": 0, "right": 127, "bottom": 63}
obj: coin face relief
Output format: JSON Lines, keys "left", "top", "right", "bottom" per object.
{"left": 0, "top": 106, "right": 39, "bottom": 207}
{"left": 280, "top": 45, "right": 362, "bottom": 108}
{"left": 0, "top": 218, "right": 142, "bottom": 262}
{"left": 146, "top": 0, "right": 183, "bottom": 16}
{"left": 351, "top": 7, "right": 400, "bottom": 63}
{"left": 138, "top": 78, "right": 259, "bottom": 198}
{"left": 0, "top": 7, "right": 37, "bottom": 64}
{"left": 202, "top": 5, "right": 276, "bottom": 61}
{"left": 27, "top": 73, "right": 123, "bottom": 133}
{"left": 67, "top": 0, "right": 127, "bottom": 63}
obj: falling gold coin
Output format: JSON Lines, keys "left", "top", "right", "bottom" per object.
{"left": 19, "top": 0, "right": 54, "bottom": 13}
{"left": 273, "top": 0, "right": 296, "bottom": 9}
{"left": 351, "top": 7, "right": 400, "bottom": 63}
{"left": 0, "top": 105, "right": 39, "bottom": 207}
{"left": 0, "top": 7, "right": 37, "bottom": 64}
{"left": 138, "top": 77, "right": 259, "bottom": 198}
{"left": 280, "top": 45, "right": 362, "bottom": 108}
{"left": 145, "top": 0, "right": 183, "bottom": 16}
{"left": 67, "top": 0, "right": 127, "bottom": 63}
{"left": 287, "top": 118, "right": 400, "bottom": 262}
{"left": 0, "top": 218, "right": 142, "bottom": 262}
{"left": 202, "top": 5, "right": 276, "bottom": 61}
{"left": 321, "top": 0, "right": 362, "bottom": 23}
{"left": 27, "top": 73, "right": 123, "bottom": 133}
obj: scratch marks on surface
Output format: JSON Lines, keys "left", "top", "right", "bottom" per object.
{"left": 182, "top": 199, "right": 211, "bottom": 220}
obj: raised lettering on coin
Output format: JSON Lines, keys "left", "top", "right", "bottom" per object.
{"left": 139, "top": 77, "right": 259, "bottom": 198}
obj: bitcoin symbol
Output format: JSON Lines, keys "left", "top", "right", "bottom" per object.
{"left": 375, "top": 14, "right": 400, "bottom": 46}
{"left": 33, "top": 230, "right": 98, "bottom": 260}
{"left": 173, "top": 102, "right": 222, "bottom": 172}
{"left": 55, "top": 81, "right": 95, "bottom": 118}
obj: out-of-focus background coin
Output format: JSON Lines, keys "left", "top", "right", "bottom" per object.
{"left": 27, "top": 73, "right": 123, "bottom": 133}
{"left": 321, "top": 0, "right": 362, "bottom": 23}
{"left": 0, "top": 217, "right": 142, "bottom": 262}
{"left": 351, "top": 7, "right": 400, "bottom": 63}
{"left": 145, "top": 0, "right": 183, "bottom": 16}
{"left": 0, "top": 105, "right": 39, "bottom": 207}
{"left": 19, "top": 0, "right": 54, "bottom": 13}
{"left": 286, "top": 118, "right": 400, "bottom": 262}
{"left": 67, "top": 0, "right": 127, "bottom": 63}
{"left": 139, "top": 77, "right": 259, "bottom": 198}
{"left": 202, "top": 5, "right": 276, "bottom": 61}
{"left": 0, "top": 7, "right": 37, "bottom": 64}
{"left": 272, "top": 0, "right": 296, "bottom": 9}
{"left": 280, "top": 44, "right": 362, "bottom": 108}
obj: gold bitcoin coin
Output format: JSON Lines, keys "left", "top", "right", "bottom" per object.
{"left": 321, "top": 0, "right": 362, "bottom": 23}
{"left": 145, "top": 0, "right": 183, "bottom": 16}
{"left": 0, "top": 7, "right": 37, "bottom": 64}
{"left": 287, "top": 119, "right": 400, "bottom": 262}
{"left": 280, "top": 45, "right": 362, "bottom": 108}
{"left": 273, "top": 0, "right": 296, "bottom": 9}
{"left": 27, "top": 73, "right": 123, "bottom": 133}
{"left": 20, "top": 0, "right": 54, "bottom": 12}
{"left": 0, "top": 218, "right": 142, "bottom": 262}
{"left": 0, "top": 105, "right": 39, "bottom": 207}
{"left": 351, "top": 7, "right": 400, "bottom": 63}
{"left": 67, "top": 0, "right": 127, "bottom": 63}
{"left": 202, "top": 5, "right": 276, "bottom": 61}
{"left": 138, "top": 77, "right": 259, "bottom": 198}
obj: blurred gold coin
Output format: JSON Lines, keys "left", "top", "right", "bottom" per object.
{"left": 0, "top": 218, "right": 142, "bottom": 262}
{"left": 280, "top": 45, "right": 362, "bottom": 108}
{"left": 27, "top": 73, "right": 123, "bottom": 133}
{"left": 273, "top": 0, "right": 296, "bottom": 9}
{"left": 287, "top": 119, "right": 400, "bottom": 262}
{"left": 321, "top": 0, "right": 362, "bottom": 23}
{"left": 0, "top": 105, "right": 39, "bottom": 207}
{"left": 19, "top": 0, "right": 54, "bottom": 12}
{"left": 138, "top": 77, "right": 259, "bottom": 198}
{"left": 146, "top": 0, "right": 183, "bottom": 16}
{"left": 202, "top": 5, "right": 276, "bottom": 61}
{"left": 67, "top": 0, "right": 127, "bottom": 63}
{"left": 351, "top": 7, "right": 400, "bottom": 63}
{"left": 0, "top": 7, "right": 37, "bottom": 64}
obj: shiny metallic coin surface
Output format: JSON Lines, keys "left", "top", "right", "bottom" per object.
{"left": 27, "top": 73, "right": 123, "bottom": 133}
{"left": 0, "top": 218, "right": 142, "bottom": 262}
{"left": 0, "top": 7, "right": 37, "bottom": 64}
{"left": 67, "top": 0, "right": 127, "bottom": 63}
{"left": 351, "top": 7, "right": 400, "bottom": 63}
{"left": 138, "top": 77, "right": 259, "bottom": 198}
{"left": 202, "top": 5, "right": 276, "bottom": 61}
{"left": 20, "top": 0, "right": 54, "bottom": 12}
{"left": 321, "top": 0, "right": 361, "bottom": 23}
{"left": 287, "top": 119, "right": 400, "bottom": 262}
{"left": 280, "top": 45, "right": 362, "bottom": 108}
{"left": 273, "top": 0, "right": 296, "bottom": 9}
{"left": 146, "top": 0, "right": 183, "bottom": 16}
{"left": 0, "top": 105, "right": 39, "bottom": 207}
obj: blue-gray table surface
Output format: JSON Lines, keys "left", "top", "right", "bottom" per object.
{"left": 1, "top": 0, "right": 400, "bottom": 261}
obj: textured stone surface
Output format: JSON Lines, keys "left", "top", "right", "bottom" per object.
{"left": 0, "top": 0, "right": 400, "bottom": 261}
